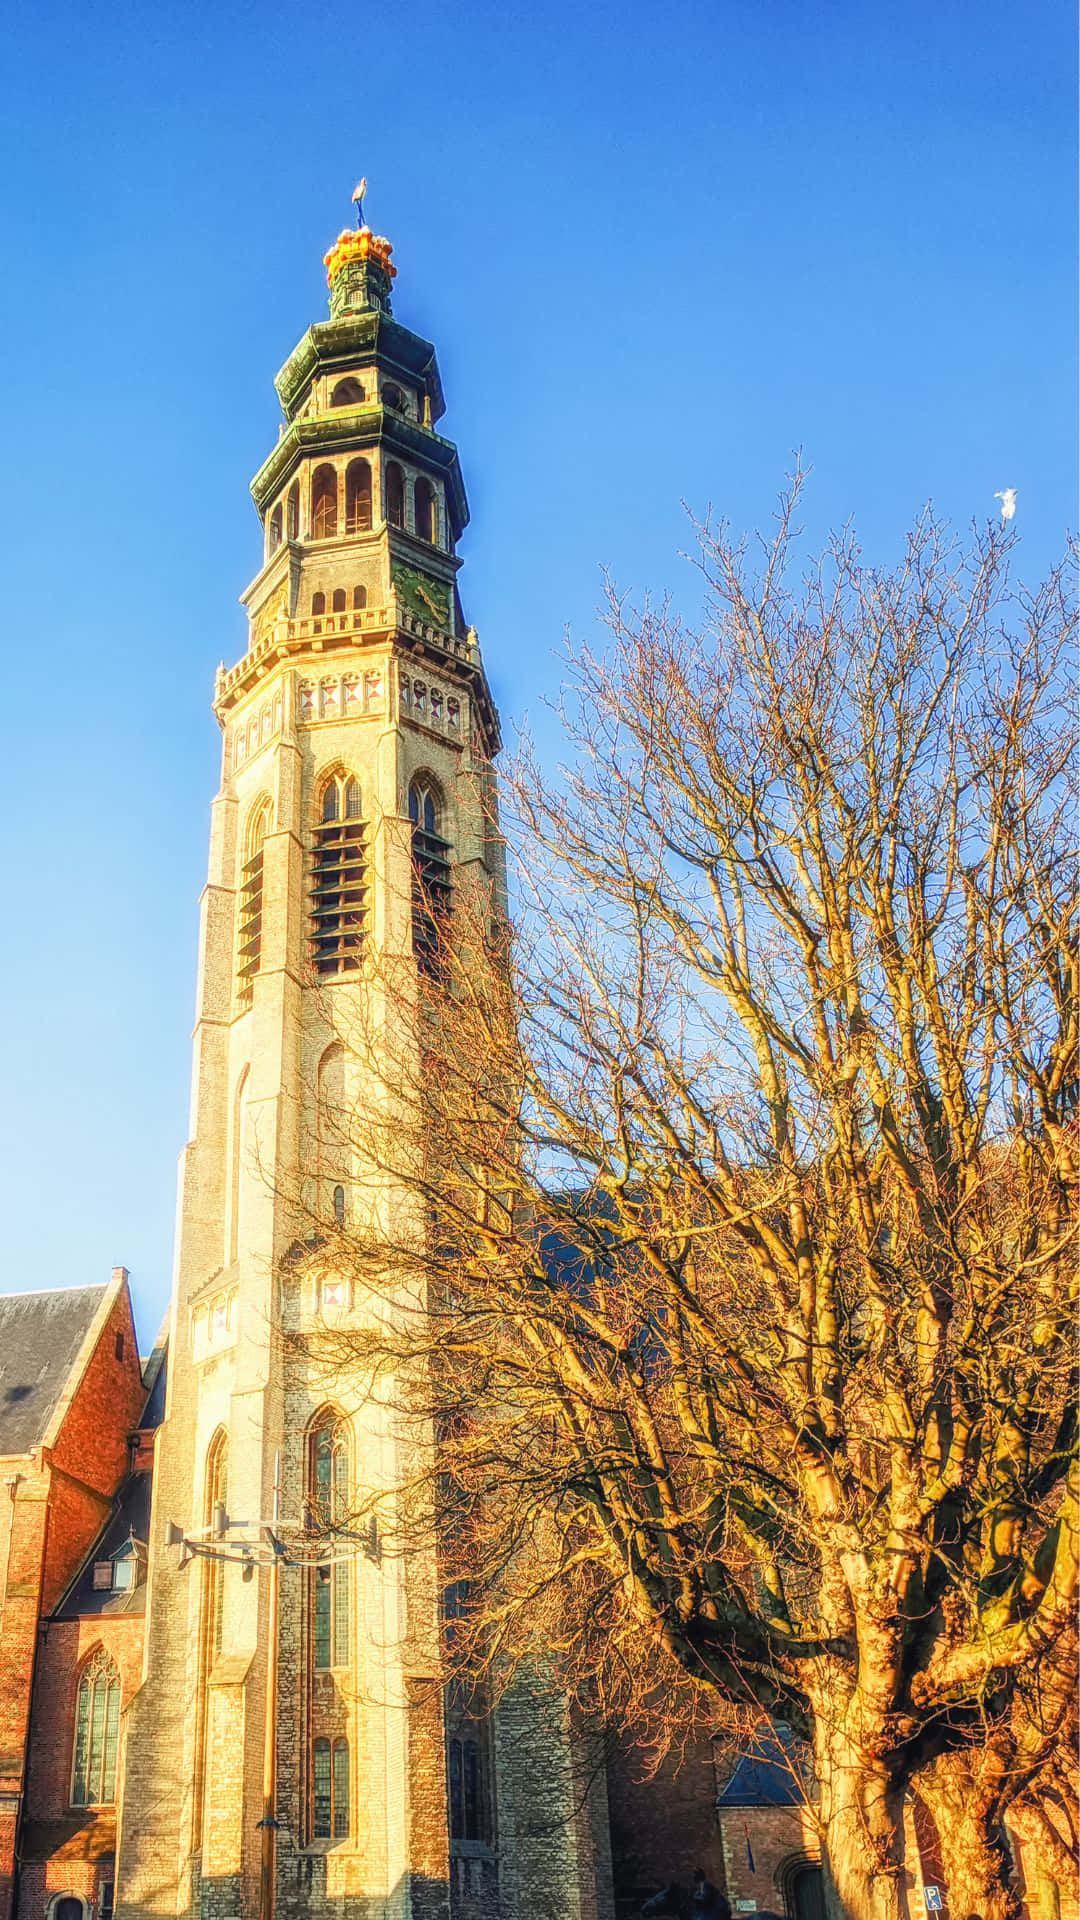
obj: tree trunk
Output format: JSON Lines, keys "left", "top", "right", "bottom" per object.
{"left": 914, "top": 1752, "right": 1021, "bottom": 1920}
{"left": 816, "top": 1727, "right": 907, "bottom": 1920}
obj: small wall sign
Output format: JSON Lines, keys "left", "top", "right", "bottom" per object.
{"left": 924, "top": 1889, "right": 943, "bottom": 1912}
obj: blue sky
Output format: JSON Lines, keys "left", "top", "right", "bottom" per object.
{"left": 0, "top": 0, "right": 1073, "bottom": 1346}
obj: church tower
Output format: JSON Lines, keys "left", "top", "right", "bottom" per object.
{"left": 114, "top": 207, "right": 534, "bottom": 1920}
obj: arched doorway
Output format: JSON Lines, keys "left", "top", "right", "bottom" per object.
{"left": 789, "top": 1865, "right": 826, "bottom": 1920}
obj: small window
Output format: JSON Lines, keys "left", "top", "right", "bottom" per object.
{"left": 331, "top": 588, "right": 346, "bottom": 613}
{"left": 333, "top": 1184, "right": 345, "bottom": 1227}
{"left": 268, "top": 505, "right": 283, "bottom": 553}
{"left": 345, "top": 459, "right": 372, "bottom": 534}
{"left": 286, "top": 483, "right": 300, "bottom": 541}
{"left": 100, "top": 1885, "right": 115, "bottom": 1920}
{"left": 414, "top": 477, "right": 436, "bottom": 545}
{"left": 352, "top": 585, "right": 366, "bottom": 610}
{"left": 114, "top": 1332, "right": 125, "bottom": 1362}
{"left": 92, "top": 1563, "right": 112, "bottom": 1591}
{"left": 385, "top": 462, "right": 405, "bottom": 529}
{"left": 111, "top": 1557, "right": 134, "bottom": 1592}
{"left": 311, "top": 465, "right": 338, "bottom": 540}
{"left": 331, "top": 377, "right": 365, "bottom": 407}
{"left": 312, "top": 591, "right": 326, "bottom": 616}
{"left": 381, "top": 382, "right": 404, "bottom": 413}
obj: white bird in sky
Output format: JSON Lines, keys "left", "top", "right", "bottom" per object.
{"left": 994, "top": 488, "right": 1018, "bottom": 522}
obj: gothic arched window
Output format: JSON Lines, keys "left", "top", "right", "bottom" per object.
{"left": 414, "top": 477, "right": 435, "bottom": 545}
{"left": 286, "top": 482, "right": 300, "bottom": 541}
{"left": 409, "top": 778, "right": 452, "bottom": 973}
{"left": 193, "top": 1429, "right": 228, "bottom": 1837}
{"left": 384, "top": 461, "right": 405, "bottom": 529}
{"left": 311, "top": 1736, "right": 350, "bottom": 1840}
{"left": 345, "top": 459, "right": 372, "bottom": 534}
{"left": 311, "top": 465, "right": 338, "bottom": 540}
{"left": 307, "top": 1413, "right": 350, "bottom": 1669}
{"left": 237, "top": 798, "right": 271, "bottom": 1007}
{"left": 310, "top": 774, "right": 366, "bottom": 976}
{"left": 447, "top": 1734, "right": 492, "bottom": 1844}
{"left": 71, "top": 1650, "right": 121, "bottom": 1806}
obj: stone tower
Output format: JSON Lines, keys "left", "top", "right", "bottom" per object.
{"left": 116, "top": 206, "right": 613, "bottom": 1920}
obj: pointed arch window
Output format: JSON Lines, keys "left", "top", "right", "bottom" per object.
{"left": 385, "top": 461, "right": 405, "bottom": 529}
{"left": 193, "top": 1429, "right": 228, "bottom": 1838}
{"left": 414, "top": 477, "right": 436, "bottom": 545}
{"left": 286, "top": 483, "right": 300, "bottom": 541}
{"left": 237, "top": 800, "right": 271, "bottom": 1006}
{"left": 312, "top": 465, "right": 338, "bottom": 539}
{"left": 71, "top": 1650, "right": 121, "bottom": 1806}
{"left": 310, "top": 774, "right": 367, "bottom": 977}
{"left": 409, "top": 779, "right": 452, "bottom": 974}
{"left": 345, "top": 459, "right": 372, "bottom": 534}
{"left": 311, "top": 1736, "right": 350, "bottom": 1840}
{"left": 307, "top": 1414, "right": 350, "bottom": 1669}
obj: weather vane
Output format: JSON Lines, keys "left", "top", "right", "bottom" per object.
{"left": 351, "top": 177, "right": 368, "bottom": 229}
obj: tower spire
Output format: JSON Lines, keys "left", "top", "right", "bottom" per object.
{"left": 323, "top": 179, "right": 395, "bottom": 318}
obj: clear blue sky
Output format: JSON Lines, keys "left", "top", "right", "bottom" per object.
{"left": 0, "top": 0, "right": 1073, "bottom": 1348}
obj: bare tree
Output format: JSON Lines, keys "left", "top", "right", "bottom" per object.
{"left": 315, "top": 477, "right": 1077, "bottom": 1920}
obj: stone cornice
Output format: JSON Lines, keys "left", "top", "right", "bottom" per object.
{"left": 213, "top": 600, "right": 500, "bottom": 755}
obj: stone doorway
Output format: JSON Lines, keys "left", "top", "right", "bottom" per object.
{"left": 789, "top": 1864, "right": 826, "bottom": 1920}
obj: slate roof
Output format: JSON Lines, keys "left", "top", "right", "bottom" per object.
{"left": 715, "top": 1731, "right": 807, "bottom": 1807}
{"left": 0, "top": 1285, "right": 108, "bottom": 1455}
{"left": 54, "top": 1472, "right": 153, "bottom": 1619}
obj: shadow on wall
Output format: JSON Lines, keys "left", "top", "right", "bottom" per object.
{"left": 122, "top": 1866, "right": 456, "bottom": 1920}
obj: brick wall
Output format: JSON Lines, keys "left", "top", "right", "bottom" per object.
{"left": 0, "top": 1279, "right": 145, "bottom": 1920}
{"left": 605, "top": 1730, "right": 726, "bottom": 1912}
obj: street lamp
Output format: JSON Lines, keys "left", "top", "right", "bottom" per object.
{"left": 164, "top": 1451, "right": 379, "bottom": 1920}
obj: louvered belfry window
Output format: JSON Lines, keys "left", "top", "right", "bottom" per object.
{"left": 238, "top": 801, "right": 271, "bottom": 1005}
{"left": 409, "top": 780, "right": 451, "bottom": 974}
{"left": 310, "top": 776, "right": 366, "bottom": 976}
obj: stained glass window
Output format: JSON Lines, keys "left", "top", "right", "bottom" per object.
{"left": 71, "top": 1651, "right": 121, "bottom": 1805}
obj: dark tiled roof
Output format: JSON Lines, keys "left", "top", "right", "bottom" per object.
{"left": 54, "top": 1473, "right": 153, "bottom": 1619}
{"left": 0, "top": 1286, "right": 107, "bottom": 1455}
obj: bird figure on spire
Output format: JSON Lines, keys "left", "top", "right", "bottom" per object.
{"left": 994, "top": 487, "right": 1018, "bottom": 523}
{"left": 352, "top": 178, "right": 368, "bottom": 229}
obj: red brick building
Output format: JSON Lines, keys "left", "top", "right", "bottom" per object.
{"left": 0, "top": 1273, "right": 163, "bottom": 1920}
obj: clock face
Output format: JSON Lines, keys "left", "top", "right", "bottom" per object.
{"left": 393, "top": 562, "right": 450, "bottom": 629}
